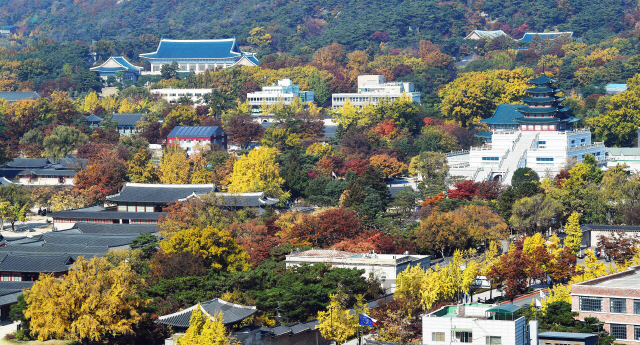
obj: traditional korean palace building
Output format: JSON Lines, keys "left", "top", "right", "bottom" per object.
{"left": 90, "top": 56, "right": 142, "bottom": 83}
{"left": 140, "top": 38, "right": 259, "bottom": 74}
{"left": 464, "top": 30, "right": 509, "bottom": 40}
{"left": 49, "top": 183, "right": 278, "bottom": 225}
{"left": 447, "top": 75, "right": 606, "bottom": 184}
{"left": 0, "top": 158, "right": 87, "bottom": 186}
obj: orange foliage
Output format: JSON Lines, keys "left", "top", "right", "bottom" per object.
{"left": 369, "top": 154, "right": 405, "bottom": 178}
{"left": 372, "top": 119, "right": 400, "bottom": 139}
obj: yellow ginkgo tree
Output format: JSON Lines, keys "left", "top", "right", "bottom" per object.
{"left": 24, "top": 257, "right": 145, "bottom": 343}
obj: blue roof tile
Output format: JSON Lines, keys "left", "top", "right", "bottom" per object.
{"left": 479, "top": 104, "right": 526, "bottom": 125}
{"left": 167, "top": 126, "right": 224, "bottom": 138}
{"left": 141, "top": 38, "right": 243, "bottom": 60}
{"left": 90, "top": 56, "right": 142, "bottom": 73}
{"left": 519, "top": 32, "right": 573, "bottom": 42}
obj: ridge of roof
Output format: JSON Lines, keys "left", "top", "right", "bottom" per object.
{"left": 123, "top": 182, "right": 216, "bottom": 188}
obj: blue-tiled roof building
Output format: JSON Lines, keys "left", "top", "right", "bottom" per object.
{"left": 90, "top": 56, "right": 142, "bottom": 83}
{"left": 519, "top": 32, "right": 573, "bottom": 42}
{"left": 140, "top": 38, "right": 259, "bottom": 74}
{"left": 167, "top": 126, "right": 227, "bottom": 152}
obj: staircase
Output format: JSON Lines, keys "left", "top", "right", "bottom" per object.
{"left": 501, "top": 131, "right": 538, "bottom": 183}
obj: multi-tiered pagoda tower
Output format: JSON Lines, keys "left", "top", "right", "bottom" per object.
{"left": 515, "top": 75, "right": 579, "bottom": 131}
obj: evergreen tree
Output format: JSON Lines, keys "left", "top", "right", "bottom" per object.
{"left": 308, "top": 72, "right": 329, "bottom": 106}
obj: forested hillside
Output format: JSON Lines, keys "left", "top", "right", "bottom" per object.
{"left": 0, "top": 0, "right": 634, "bottom": 56}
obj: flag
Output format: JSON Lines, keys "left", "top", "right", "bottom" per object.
{"left": 359, "top": 313, "right": 378, "bottom": 327}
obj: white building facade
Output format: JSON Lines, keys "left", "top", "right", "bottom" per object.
{"left": 246, "top": 79, "right": 314, "bottom": 115}
{"left": 285, "top": 249, "right": 430, "bottom": 293}
{"left": 423, "top": 304, "right": 531, "bottom": 345}
{"left": 150, "top": 88, "right": 217, "bottom": 105}
{"left": 331, "top": 75, "right": 421, "bottom": 110}
{"left": 447, "top": 76, "right": 606, "bottom": 184}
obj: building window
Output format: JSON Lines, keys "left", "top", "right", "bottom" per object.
{"left": 635, "top": 326, "right": 640, "bottom": 340}
{"left": 634, "top": 300, "right": 640, "bottom": 314}
{"left": 432, "top": 332, "right": 445, "bottom": 341}
{"left": 611, "top": 298, "right": 626, "bottom": 313}
{"left": 536, "top": 158, "right": 554, "bottom": 162}
{"left": 538, "top": 141, "right": 546, "bottom": 145}
{"left": 611, "top": 324, "right": 627, "bottom": 339}
{"left": 454, "top": 331, "right": 472, "bottom": 343}
{"left": 579, "top": 296, "right": 602, "bottom": 311}
{"left": 486, "top": 336, "right": 501, "bottom": 344}
{"left": 482, "top": 157, "right": 499, "bottom": 161}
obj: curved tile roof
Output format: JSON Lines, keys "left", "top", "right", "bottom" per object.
{"left": 107, "top": 183, "right": 215, "bottom": 203}
{"left": 157, "top": 299, "right": 257, "bottom": 328}
{"left": 140, "top": 38, "right": 242, "bottom": 60}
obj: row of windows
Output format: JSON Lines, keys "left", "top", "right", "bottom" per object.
{"left": 431, "top": 332, "right": 501, "bottom": 344}
{"left": 579, "top": 296, "right": 640, "bottom": 314}
{"left": 333, "top": 96, "right": 401, "bottom": 103}
{"left": 164, "top": 93, "right": 204, "bottom": 97}
{"left": 1, "top": 276, "right": 20, "bottom": 281}
{"left": 482, "top": 157, "right": 500, "bottom": 161}
{"left": 608, "top": 324, "right": 640, "bottom": 340}
{"left": 247, "top": 97, "right": 296, "bottom": 102}
{"left": 54, "top": 218, "right": 157, "bottom": 224}
{"left": 536, "top": 158, "right": 554, "bottom": 162}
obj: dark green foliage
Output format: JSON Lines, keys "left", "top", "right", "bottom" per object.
{"left": 143, "top": 261, "right": 382, "bottom": 323}
{"left": 511, "top": 167, "right": 540, "bottom": 187}
{"left": 277, "top": 149, "right": 318, "bottom": 200}
{"left": 130, "top": 233, "right": 159, "bottom": 259}
{"left": 160, "top": 62, "right": 179, "bottom": 80}
{"left": 9, "top": 294, "right": 27, "bottom": 323}
{"left": 496, "top": 181, "right": 543, "bottom": 221}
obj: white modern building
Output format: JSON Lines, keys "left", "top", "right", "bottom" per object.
{"left": 606, "top": 147, "right": 640, "bottom": 171}
{"left": 447, "top": 76, "right": 606, "bottom": 184}
{"left": 246, "top": 79, "right": 314, "bottom": 115}
{"left": 423, "top": 304, "right": 533, "bottom": 345}
{"left": 150, "top": 88, "right": 217, "bottom": 105}
{"left": 285, "top": 249, "right": 430, "bottom": 293}
{"left": 331, "top": 75, "right": 421, "bottom": 110}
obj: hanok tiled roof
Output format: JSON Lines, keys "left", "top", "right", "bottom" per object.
{"left": 0, "top": 243, "right": 110, "bottom": 257}
{"left": 167, "top": 126, "right": 225, "bottom": 138}
{"left": 140, "top": 38, "right": 243, "bottom": 60}
{"left": 0, "top": 254, "right": 74, "bottom": 273}
{"left": 72, "top": 222, "right": 159, "bottom": 234}
{"left": 0, "top": 91, "right": 40, "bottom": 102}
{"left": 5, "top": 158, "right": 50, "bottom": 168}
{"left": 85, "top": 114, "right": 104, "bottom": 122}
{"left": 41, "top": 233, "right": 138, "bottom": 248}
{"left": 465, "top": 30, "right": 508, "bottom": 39}
{"left": 156, "top": 299, "right": 258, "bottom": 328}
{"left": 108, "top": 113, "right": 146, "bottom": 126}
{"left": 49, "top": 209, "right": 163, "bottom": 221}
{"left": 90, "top": 56, "right": 143, "bottom": 73}
{"left": 0, "top": 281, "right": 35, "bottom": 307}
{"left": 528, "top": 75, "right": 558, "bottom": 84}
{"left": 50, "top": 158, "right": 88, "bottom": 170}
{"left": 479, "top": 104, "right": 526, "bottom": 125}
{"left": 213, "top": 192, "right": 279, "bottom": 207}
{"left": 107, "top": 183, "right": 215, "bottom": 203}
{"left": 260, "top": 320, "right": 320, "bottom": 337}
{"left": 519, "top": 32, "right": 573, "bottom": 42}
